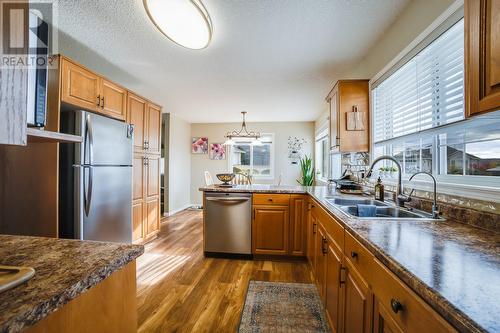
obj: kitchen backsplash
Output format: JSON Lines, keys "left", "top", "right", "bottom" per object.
{"left": 341, "top": 153, "right": 500, "bottom": 233}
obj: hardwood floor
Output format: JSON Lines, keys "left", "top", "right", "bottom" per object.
{"left": 137, "top": 209, "right": 313, "bottom": 333}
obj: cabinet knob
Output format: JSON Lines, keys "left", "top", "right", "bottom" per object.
{"left": 390, "top": 299, "right": 403, "bottom": 314}
{"left": 350, "top": 251, "right": 358, "bottom": 259}
{"left": 101, "top": 96, "right": 104, "bottom": 108}
{"left": 96, "top": 94, "right": 101, "bottom": 107}
{"left": 322, "top": 237, "right": 328, "bottom": 254}
{"left": 268, "top": 198, "right": 273, "bottom": 202}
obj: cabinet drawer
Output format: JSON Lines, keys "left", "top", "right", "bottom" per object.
{"left": 253, "top": 193, "right": 290, "bottom": 206}
{"left": 344, "top": 231, "right": 375, "bottom": 284}
{"left": 372, "top": 258, "right": 456, "bottom": 333}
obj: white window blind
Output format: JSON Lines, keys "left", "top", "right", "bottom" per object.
{"left": 373, "top": 18, "right": 464, "bottom": 143}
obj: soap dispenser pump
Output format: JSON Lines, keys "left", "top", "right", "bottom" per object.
{"left": 374, "top": 177, "right": 384, "bottom": 202}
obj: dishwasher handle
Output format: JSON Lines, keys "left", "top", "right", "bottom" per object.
{"left": 205, "top": 197, "right": 250, "bottom": 203}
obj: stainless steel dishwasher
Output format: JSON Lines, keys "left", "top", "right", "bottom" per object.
{"left": 204, "top": 192, "right": 252, "bottom": 257}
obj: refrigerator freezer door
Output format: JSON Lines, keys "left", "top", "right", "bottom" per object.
{"left": 76, "top": 111, "right": 132, "bottom": 166}
{"left": 77, "top": 166, "right": 132, "bottom": 243}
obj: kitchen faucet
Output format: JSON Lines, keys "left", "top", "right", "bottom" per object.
{"left": 408, "top": 171, "right": 440, "bottom": 219}
{"left": 364, "top": 155, "right": 409, "bottom": 207}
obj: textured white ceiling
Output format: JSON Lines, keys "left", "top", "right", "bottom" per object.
{"left": 56, "top": 0, "right": 410, "bottom": 123}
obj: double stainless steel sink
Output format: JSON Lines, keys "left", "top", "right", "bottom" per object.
{"left": 324, "top": 197, "right": 445, "bottom": 221}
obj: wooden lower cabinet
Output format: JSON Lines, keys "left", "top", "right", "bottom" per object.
{"left": 307, "top": 210, "right": 317, "bottom": 270}
{"left": 146, "top": 198, "right": 160, "bottom": 237}
{"left": 252, "top": 205, "right": 289, "bottom": 255}
{"left": 325, "top": 233, "right": 344, "bottom": 333}
{"left": 132, "top": 153, "right": 160, "bottom": 243}
{"left": 289, "top": 195, "right": 307, "bottom": 256}
{"left": 132, "top": 201, "right": 144, "bottom": 241}
{"left": 307, "top": 199, "right": 455, "bottom": 333}
{"left": 373, "top": 297, "right": 404, "bottom": 333}
{"left": 315, "top": 223, "right": 327, "bottom": 303}
{"left": 343, "top": 260, "right": 373, "bottom": 333}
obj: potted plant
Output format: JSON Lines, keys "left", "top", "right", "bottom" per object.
{"left": 378, "top": 167, "right": 385, "bottom": 178}
{"left": 297, "top": 155, "right": 314, "bottom": 186}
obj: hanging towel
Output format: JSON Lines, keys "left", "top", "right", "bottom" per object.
{"left": 357, "top": 204, "right": 377, "bottom": 217}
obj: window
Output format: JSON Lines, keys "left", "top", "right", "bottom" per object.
{"left": 315, "top": 130, "right": 329, "bottom": 182}
{"left": 373, "top": 18, "right": 465, "bottom": 143}
{"left": 228, "top": 134, "right": 274, "bottom": 178}
{"left": 372, "top": 10, "right": 500, "bottom": 193}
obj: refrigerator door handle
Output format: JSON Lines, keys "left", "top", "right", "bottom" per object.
{"left": 83, "top": 166, "right": 93, "bottom": 217}
{"left": 85, "top": 114, "right": 94, "bottom": 165}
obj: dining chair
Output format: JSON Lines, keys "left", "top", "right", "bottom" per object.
{"left": 232, "top": 172, "right": 252, "bottom": 185}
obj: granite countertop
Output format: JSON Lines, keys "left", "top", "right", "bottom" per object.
{"left": 199, "top": 184, "right": 308, "bottom": 193}
{"left": 307, "top": 186, "right": 500, "bottom": 333}
{"left": 199, "top": 185, "right": 500, "bottom": 332}
{"left": 0, "top": 235, "right": 144, "bottom": 333}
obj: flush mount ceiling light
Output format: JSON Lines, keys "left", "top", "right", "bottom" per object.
{"left": 143, "top": 0, "right": 213, "bottom": 50}
{"left": 224, "top": 112, "right": 261, "bottom": 146}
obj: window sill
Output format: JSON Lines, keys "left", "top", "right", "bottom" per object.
{"left": 370, "top": 177, "right": 500, "bottom": 203}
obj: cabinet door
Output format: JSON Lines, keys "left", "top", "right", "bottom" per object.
{"left": 307, "top": 211, "right": 317, "bottom": 271}
{"left": 146, "top": 155, "right": 160, "bottom": 200}
{"left": 329, "top": 88, "right": 339, "bottom": 151}
{"left": 252, "top": 205, "right": 289, "bottom": 255}
{"left": 373, "top": 298, "right": 404, "bottom": 333}
{"left": 132, "top": 201, "right": 144, "bottom": 242}
{"left": 127, "top": 93, "right": 147, "bottom": 152}
{"left": 315, "top": 224, "right": 327, "bottom": 304}
{"left": 146, "top": 103, "right": 161, "bottom": 154}
{"left": 132, "top": 154, "right": 145, "bottom": 202}
{"left": 465, "top": 0, "right": 500, "bottom": 116}
{"left": 101, "top": 79, "right": 127, "bottom": 121}
{"left": 146, "top": 198, "right": 159, "bottom": 237}
{"left": 289, "top": 195, "right": 307, "bottom": 256}
{"left": 343, "top": 261, "right": 373, "bottom": 333}
{"left": 61, "top": 58, "right": 100, "bottom": 111}
{"left": 325, "top": 235, "right": 344, "bottom": 333}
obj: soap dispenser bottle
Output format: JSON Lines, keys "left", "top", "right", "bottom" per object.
{"left": 374, "top": 177, "right": 384, "bottom": 202}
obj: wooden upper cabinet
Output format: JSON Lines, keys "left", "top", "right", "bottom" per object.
{"left": 465, "top": 0, "right": 500, "bottom": 117}
{"left": 327, "top": 80, "right": 369, "bottom": 153}
{"left": 146, "top": 103, "right": 162, "bottom": 154}
{"left": 252, "top": 205, "right": 289, "bottom": 255}
{"left": 60, "top": 56, "right": 129, "bottom": 121}
{"left": 127, "top": 93, "right": 147, "bottom": 152}
{"left": 101, "top": 79, "right": 127, "bottom": 121}
{"left": 61, "top": 58, "right": 100, "bottom": 111}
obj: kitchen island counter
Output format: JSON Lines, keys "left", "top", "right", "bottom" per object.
{"left": 0, "top": 235, "right": 144, "bottom": 333}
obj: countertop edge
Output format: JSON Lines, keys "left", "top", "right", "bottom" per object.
{"left": 307, "top": 191, "right": 486, "bottom": 333}
{"left": 5, "top": 245, "right": 144, "bottom": 333}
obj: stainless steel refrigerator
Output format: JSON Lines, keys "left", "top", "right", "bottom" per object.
{"left": 59, "top": 110, "right": 133, "bottom": 243}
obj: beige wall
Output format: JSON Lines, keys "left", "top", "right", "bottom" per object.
{"left": 191, "top": 122, "right": 314, "bottom": 205}
{"left": 346, "top": 0, "right": 455, "bottom": 79}
{"left": 168, "top": 114, "right": 192, "bottom": 214}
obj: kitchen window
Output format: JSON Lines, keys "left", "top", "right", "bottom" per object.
{"left": 315, "top": 130, "right": 329, "bottom": 182}
{"left": 228, "top": 134, "right": 274, "bottom": 179}
{"left": 371, "top": 9, "right": 500, "bottom": 195}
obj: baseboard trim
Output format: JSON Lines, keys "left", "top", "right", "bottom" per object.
{"left": 164, "top": 204, "right": 195, "bottom": 217}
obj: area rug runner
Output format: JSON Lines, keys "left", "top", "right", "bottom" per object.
{"left": 238, "top": 281, "right": 331, "bottom": 333}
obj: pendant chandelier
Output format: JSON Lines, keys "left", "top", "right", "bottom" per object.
{"left": 224, "top": 112, "right": 261, "bottom": 146}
